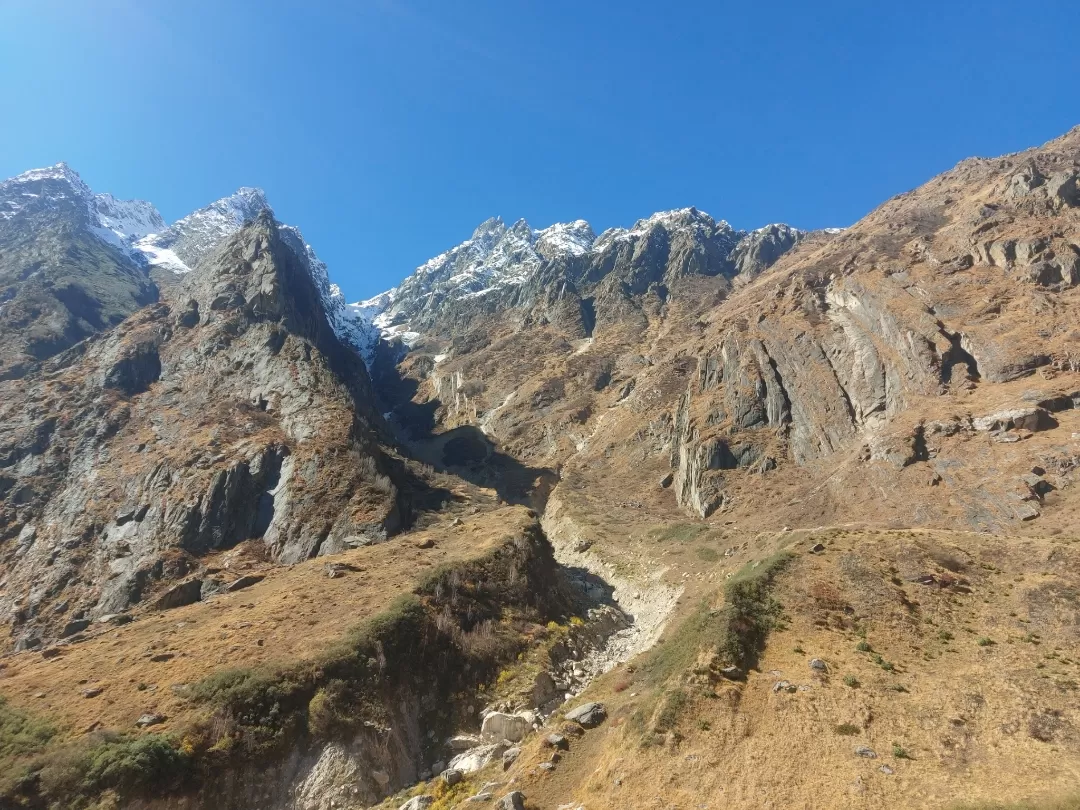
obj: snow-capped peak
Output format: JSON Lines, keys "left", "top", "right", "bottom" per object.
{"left": 134, "top": 187, "right": 271, "bottom": 275}
{"left": 0, "top": 162, "right": 165, "bottom": 246}
{"left": 534, "top": 220, "right": 595, "bottom": 258}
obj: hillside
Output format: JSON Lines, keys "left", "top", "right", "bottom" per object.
{"left": 1, "top": 128, "right": 1080, "bottom": 810}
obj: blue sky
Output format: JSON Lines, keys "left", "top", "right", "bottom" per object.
{"left": 2, "top": 0, "right": 1078, "bottom": 300}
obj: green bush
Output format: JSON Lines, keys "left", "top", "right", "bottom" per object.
{"left": 0, "top": 696, "right": 56, "bottom": 761}
{"left": 653, "top": 689, "right": 688, "bottom": 733}
{"left": 33, "top": 733, "right": 190, "bottom": 804}
{"left": 716, "top": 553, "right": 793, "bottom": 671}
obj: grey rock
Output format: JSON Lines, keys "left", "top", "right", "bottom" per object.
{"left": 59, "top": 619, "right": 91, "bottom": 638}
{"left": 482, "top": 711, "right": 530, "bottom": 743}
{"left": 226, "top": 574, "right": 265, "bottom": 592}
{"left": 397, "top": 797, "right": 434, "bottom": 810}
{"left": 854, "top": 746, "right": 877, "bottom": 758}
{"left": 441, "top": 768, "right": 463, "bottom": 786}
{"left": 565, "top": 701, "right": 607, "bottom": 727}
{"left": 153, "top": 579, "right": 203, "bottom": 611}
{"left": 495, "top": 792, "right": 527, "bottom": 810}
{"left": 502, "top": 747, "right": 521, "bottom": 770}
{"left": 545, "top": 733, "right": 569, "bottom": 750}
{"left": 448, "top": 734, "right": 481, "bottom": 751}
{"left": 809, "top": 658, "right": 829, "bottom": 672}
{"left": 135, "top": 713, "right": 166, "bottom": 728}
{"left": 972, "top": 407, "right": 1056, "bottom": 433}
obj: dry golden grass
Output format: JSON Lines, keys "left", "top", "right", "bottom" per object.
{"left": 493, "top": 519, "right": 1080, "bottom": 810}
{"left": 0, "top": 507, "right": 535, "bottom": 742}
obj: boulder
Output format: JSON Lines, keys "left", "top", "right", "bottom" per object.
{"left": 451, "top": 742, "right": 509, "bottom": 773}
{"left": 226, "top": 574, "right": 265, "bottom": 592}
{"left": 972, "top": 407, "right": 1056, "bottom": 433}
{"left": 153, "top": 580, "right": 203, "bottom": 611}
{"left": 481, "top": 711, "right": 530, "bottom": 743}
{"left": 59, "top": 619, "right": 91, "bottom": 638}
{"left": 398, "top": 798, "right": 434, "bottom": 810}
{"left": 495, "top": 792, "right": 527, "bottom": 810}
{"left": 532, "top": 671, "right": 558, "bottom": 707}
{"left": 448, "top": 734, "right": 481, "bottom": 751}
{"left": 441, "top": 768, "right": 463, "bottom": 786}
{"left": 854, "top": 746, "right": 877, "bottom": 758}
{"left": 564, "top": 701, "right": 607, "bottom": 727}
{"left": 502, "top": 747, "right": 521, "bottom": 770}
{"left": 544, "top": 733, "right": 569, "bottom": 750}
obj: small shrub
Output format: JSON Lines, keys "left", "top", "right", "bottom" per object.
{"left": 856, "top": 641, "right": 872, "bottom": 653}
{"left": 977, "top": 637, "right": 995, "bottom": 647}
{"left": 834, "top": 723, "right": 861, "bottom": 736}
{"left": 938, "top": 630, "right": 954, "bottom": 641}
{"left": 892, "top": 742, "right": 912, "bottom": 759}
{"left": 793, "top": 645, "right": 805, "bottom": 654}
{"left": 843, "top": 675, "right": 860, "bottom": 688}
{"left": 0, "top": 696, "right": 56, "bottom": 761}
{"left": 696, "top": 547, "right": 720, "bottom": 563}
{"left": 653, "top": 689, "right": 688, "bottom": 733}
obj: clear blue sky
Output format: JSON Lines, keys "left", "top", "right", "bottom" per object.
{"left": 2, "top": 1, "right": 1078, "bottom": 300}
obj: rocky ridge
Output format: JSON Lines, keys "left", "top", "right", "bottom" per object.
{"left": 0, "top": 211, "right": 406, "bottom": 650}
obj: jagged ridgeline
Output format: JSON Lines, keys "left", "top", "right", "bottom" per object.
{"left": 1, "top": 127, "right": 1080, "bottom": 810}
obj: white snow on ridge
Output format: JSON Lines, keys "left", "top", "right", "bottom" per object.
{"left": 342, "top": 207, "right": 753, "bottom": 347}
{"left": 1, "top": 162, "right": 166, "bottom": 247}
{"left": 534, "top": 219, "right": 595, "bottom": 258}
{"left": 134, "top": 187, "right": 270, "bottom": 274}
{"left": 93, "top": 193, "right": 166, "bottom": 243}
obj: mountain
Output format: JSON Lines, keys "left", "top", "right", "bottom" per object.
{"left": 0, "top": 209, "right": 412, "bottom": 653}
{"left": 0, "top": 164, "right": 162, "bottom": 379}
{"left": 3, "top": 129, "right": 1080, "bottom": 810}
{"left": 133, "top": 187, "right": 271, "bottom": 275}
{"left": 352, "top": 208, "right": 806, "bottom": 345}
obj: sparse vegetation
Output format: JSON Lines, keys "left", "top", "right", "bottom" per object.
{"left": 834, "top": 723, "right": 861, "bottom": 736}
{"left": 856, "top": 641, "right": 872, "bottom": 652}
{"left": 893, "top": 742, "right": 913, "bottom": 759}
{"left": 696, "top": 546, "right": 720, "bottom": 562}
{"left": 0, "top": 696, "right": 56, "bottom": 762}
{"left": 843, "top": 675, "right": 860, "bottom": 688}
{"left": 1, "top": 532, "right": 570, "bottom": 809}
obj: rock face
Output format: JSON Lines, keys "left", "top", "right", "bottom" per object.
{"left": 377, "top": 125, "right": 1080, "bottom": 532}
{"left": 0, "top": 211, "right": 403, "bottom": 648}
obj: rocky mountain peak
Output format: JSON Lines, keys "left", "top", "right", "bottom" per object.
{"left": 470, "top": 215, "right": 507, "bottom": 240}
{"left": 0, "top": 162, "right": 165, "bottom": 247}
{"left": 134, "top": 186, "right": 271, "bottom": 275}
